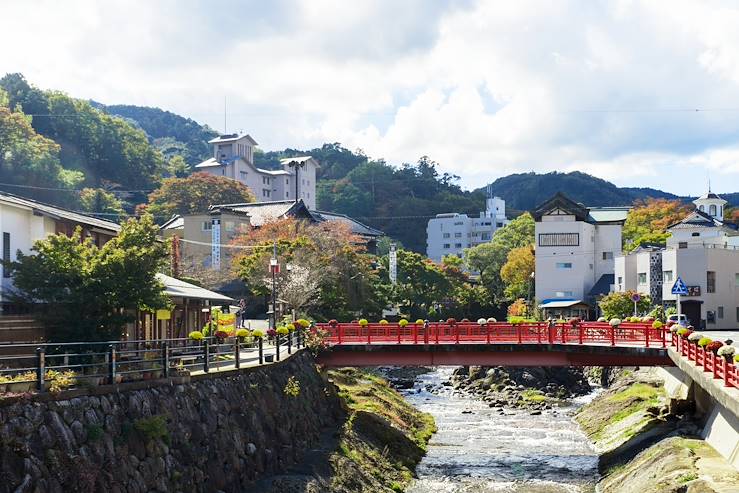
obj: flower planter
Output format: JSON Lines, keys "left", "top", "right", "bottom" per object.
{"left": 6, "top": 381, "right": 34, "bottom": 393}
{"left": 264, "top": 354, "right": 274, "bottom": 363}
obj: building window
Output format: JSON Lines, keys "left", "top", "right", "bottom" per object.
{"left": 709, "top": 204, "right": 717, "bottom": 216}
{"left": 202, "top": 221, "right": 212, "bottom": 231}
{"left": 663, "top": 271, "right": 673, "bottom": 282}
{"left": 443, "top": 244, "right": 450, "bottom": 249}
{"left": 2, "top": 232, "right": 9, "bottom": 278}
{"left": 224, "top": 221, "right": 235, "bottom": 232}
{"left": 240, "top": 171, "right": 247, "bottom": 179}
{"left": 555, "top": 291, "right": 574, "bottom": 298}
{"left": 589, "top": 264, "right": 593, "bottom": 270}
{"left": 443, "top": 233, "right": 450, "bottom": 239}
{"left": 707, "top": 271, "right": 716, "bottom": 293}
{"left": 602, "top": 251, "right": 613, "bottom": 260}
{"left": 735, "top": 273, "right": 739, "bottom": 287}
{"left": 496, "top": 222, "right": 503, "bottom": 227}
{"left": 455, "top": 243, "right": 462, "bottom": 248}
{"left": 263, "top": 177, "right": 269, "bottom": 185}
{"left": 638, "top": 273, "right": 647, "bottom": 284}
{"left": 736, "top": 307, "right": 739, "bottom": 323}
{"left": 286, "top": 178, "right": 289, "bottom": 185}
{"left": 454, "top": 232, "right": 462, "bottom": 238}
{"left": 263, "top": 189, "right": 271, "bottom": 197}
{"left": 454, "top": 221, "right": 464, "bottom": 226}
{"left": 679, "top": 242, "right": 688, "bottom": 249}
{"left": 481, "top": 233, "right": 490, "bottom": 240}
{"left": 556, "top": 262, "right": 573, "bottom": 269}
{"left": 538, "top": 233, "right": 579, "bottom": 247}
{"left": 617, "top": 276, "right": 623, "bottom": 285}
{"left": 691, "top": 232, "right": 700, "bottom": 237}
{"left": 718, "top": 306, "right": 724, "bottom": 319}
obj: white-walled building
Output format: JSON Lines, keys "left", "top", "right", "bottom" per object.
{"left": 426, "top": 189, "right": 509, "bottom": 263}
{"left": 534, "top": 193, "right": 629, "bottom": 318}
{"left": 615, "top": 191, "right": 739, "bottom": 329}
{"left": 194, "top": 134, "right": 319, "bottom": 209}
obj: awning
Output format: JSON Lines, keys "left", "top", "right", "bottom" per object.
{"left": 156, "top": 273, "right": 233, "bottom": 303}
{"left": 538, "top": 299, "right": 585, "bottom": 309}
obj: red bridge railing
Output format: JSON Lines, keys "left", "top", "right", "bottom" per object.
{"left": 314, "top": 321, "right": 739, "bottom": 389}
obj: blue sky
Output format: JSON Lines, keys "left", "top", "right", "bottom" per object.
{"left": 2, "top": 0, "right": 739, "bottom": 195}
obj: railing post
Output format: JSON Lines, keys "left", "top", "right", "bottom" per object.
{"left": 108, "top": 345, "right": 117, "bottom": 384}
{"left": 561, "top": 325, "right": 566, "bottom": 344}
{"left": 610, "top": 326, "right": 615, "bottom": 346}
{"left": 713, "top": 352, "right": 719, "bottom": 379}
{"left": 367, "top": 325, "right": 371, "bottom": 344}
{"left": 423, "top": 321, "right": 429, "bottom": 344}
{"left": 276, "top": 335, "right": 281, "bottom": 361}
{"left": 162, "top": 342, "right": 170, "bottom": 378}
{"left": 234, "top": 338, "right": 241, "bottom": 369}
{"left": 36, "top": 347, "right": 45, "bottom": 392}
{"left": 486, "top": 324, "right": 491, "bottom": 344}
{"left": 645, "top": 326, "right": 649, "bottom": 347}
{"left": 517, "top": 325, "right": 522, "bottom": 344}
{"left": 723, "top": 359, "right": 731, "bottom": 387}
{"left": 537, "top": 323, "right": 542, "bottom": 344}
{"left": 548, "top": 323, "right": 554, "bottom": 344}
{"left": 398, "top": 325, "right": 401, "bottom": 344}
{"left": 435, "top": 323, "right": 439, "bottom": 344}
{"left": 203, "top": 339, "right": 210, "bottom": 373}
{"left": 288, "top": 331, "right": 292, "bottom": 355}
{"left": 258, "top": 337, "right": 264, "bottom": 365}
{"left": 338, "top": 324, "right": 343, "bottom": 344}
{"left": 455, "top": 324, "right": 460, "bottom": 344}
{"left": 578, "top": 324, "right": 583, "bottom": 345}
{"left": 413, "top": 323, "right": 418, "bottom": 344}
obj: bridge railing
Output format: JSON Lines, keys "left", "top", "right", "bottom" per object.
{"left": 671, "top": 332, "right": 739, "bottom": 389}
{"left": 315, "top": 321, "right": 667, "bottom": 348}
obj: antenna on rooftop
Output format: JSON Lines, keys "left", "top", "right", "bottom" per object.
{"left": 223, "top": 96, "right": 227, "bottom": 134}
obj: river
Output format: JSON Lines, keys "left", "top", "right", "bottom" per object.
{"left": 402, "top": 367, "right": 600, "bottom": 493}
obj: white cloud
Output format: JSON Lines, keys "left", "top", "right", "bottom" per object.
{"left": 2, "top": 0, "right": 739, "bottom": 194}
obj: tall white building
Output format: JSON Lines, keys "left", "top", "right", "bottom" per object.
{"left": 534, "top": 193, "right": 629, "bottom": 318}
{"left": 615, "top": 191, "right": 739, "bottom": 329}
{"left": 426, "top": 189, "right": 509, "bottom": 263}
{"left": 194, "top": 134, "right": 319, "bottom": 209}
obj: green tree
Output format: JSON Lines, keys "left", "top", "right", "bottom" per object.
{"left": 6, "top": 215, "right": 169, "bottom": 341}
{"left": 465, "top": 213, "right": 535, "bottom": 306}
{"left": 166, "top": 155, "right": 189, "bottom": 178}
{"left": 147, "top": 172, "right": 255, "bottom": 218}
{"left": 598, "top": 290, "right": 652, "bottom": 320}
{"left": 78, "top": 188, "right": 125, "bottom": 220}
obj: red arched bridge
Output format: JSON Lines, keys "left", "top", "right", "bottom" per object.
{"left": 314, "top": 321, "right": 676, "bottom": 368}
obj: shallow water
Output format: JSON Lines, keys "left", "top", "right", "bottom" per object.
{"left": 403, "top": 367, "right": 599, "bottom": 493}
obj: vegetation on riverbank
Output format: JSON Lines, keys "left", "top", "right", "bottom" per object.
{"left": 327, "top": 368, "right": 436, "bottom": 492}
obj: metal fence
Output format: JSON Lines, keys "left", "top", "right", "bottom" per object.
{"left": 0, "top": 332, "right": 303, "bottom": 394}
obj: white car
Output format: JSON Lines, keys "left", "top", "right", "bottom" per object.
{"left": 667, "top": 314, "right": 690, "bottom": 326}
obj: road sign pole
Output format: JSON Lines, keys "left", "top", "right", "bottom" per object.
{"left": 677, "top": 293, "right": 681, "bottom": 322}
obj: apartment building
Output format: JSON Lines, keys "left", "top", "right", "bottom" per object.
{"left": 615, "top": 191, "right": 739, "bottom": 329}
{"left": 426, "top": 188, "right": 509, "bottom": 263}
{"left": 194, "top": 134, "right": 319, "bottom": 209}
{"left": 533, "top": 192, "right": 629, "bottom": 318}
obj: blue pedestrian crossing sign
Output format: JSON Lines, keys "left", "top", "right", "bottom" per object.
{"left": 671, "top": 277, "right": 689, "bottom": 296}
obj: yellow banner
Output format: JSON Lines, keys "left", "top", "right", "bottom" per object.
{"left": 156, "top": 309, "right": 171, "bottom": 320}
{"left": 217, "top": 313, "right": 236, "bottom": 335}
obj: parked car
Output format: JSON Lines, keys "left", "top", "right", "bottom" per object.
{"left": 667, "top": 314, "right": 690, "bottom": 326}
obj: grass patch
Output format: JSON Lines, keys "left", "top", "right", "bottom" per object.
{"left": 678, "top": 472, "right": 698, "bottom": 484}
{"left": 521, "top": 389, "right": 547, "bottom": 403}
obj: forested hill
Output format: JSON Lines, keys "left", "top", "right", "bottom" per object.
{"left": 91, "top": 103, "right": 218, "bottom": 164}
{"left": 477, "top": 172, "right": 683, "bottom": 210}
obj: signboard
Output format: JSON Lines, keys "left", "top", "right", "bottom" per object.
{"left": 631, "top": 293, "right": 641, "bottom": 302}
{"left": 389, "top": 243, "right": 397, "bottom": 285}
{"left": 686, "top": 286, "right": 701, "bottom": 297}
{"left": 155, "top": 309, "right": 171, "bottom": 320}
{"left": 211, "top": 218, "right": 221, "bottom": 270}
{"left": 217, "top": 313, "right": 236, "bottom": 335}
{"left": 671, "top": 277, "right": 689, "bottom": 296}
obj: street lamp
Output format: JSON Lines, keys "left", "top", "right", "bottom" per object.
{"left": 285, "top": 159, "right": 306, "bottom": 204}
{"left": 269, "top": 241, "right": 279, "bottom": 330}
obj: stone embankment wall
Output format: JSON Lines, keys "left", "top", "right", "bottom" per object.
{"left": 0, "top": 352, "right": 344, "bottom": 493}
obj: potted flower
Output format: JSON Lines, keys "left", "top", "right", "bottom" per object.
{"left": 379, "top": 319, "right": 389, "bottom": 325}
{"left": 652, "top": 320, "right": 664, "bottom": 329}
{"left": 446, "top": 318, "right": 457, "bottom": 327}
{"left": 399, "top": 319, "right": 409, "bottom": 327}
{"left": 697, "top": 336, "right": 712, "bottom": 348}
{"left": 328, "top": 319, "right": 338, "bottom": 327}
{"left": 236, "top": 328, "right": 250, "bottom": 342}
{"left": 189, "top": 330, "right": 205, "bottom": 342}
{"left": 733, "top": 353, "right": 739, "bottom": 364}
{"left": 687, "top": 332, "right": 703, "bottom": 344}
{"left": 276, "top": 326, "right": 289, "bottom": 336}
{"left": 415, "top": 319, "right": 425, "bottom": 325}
{"left": 477, "top": 318, "right": 487, "bottom": 326}
{"left": 461, "top": 318, "right": 470, "bottom": 323}
{"left": 286, "top": 323, "right": 296, "bottom": 332}
{"left": 717, "top": 345, "right": 735, "bottom": 361}
{"left": 609, "top": 318, "right": 621, "bottom": 328}
{"left": 487, "top": 317, "right": 497, "bottom": 323}
{"left": 296, "top": 319, "right": 310, "bottom": 329}
{"left": 214, "top": 330, "right": 229, "bottom": 344}
{"left": 569, "top": 317, "right": 581, "bottom": 328}
{"left": 267, "top": 328, "right": 277, "bottom": 342}
{"left": 358, "top": 319, "right": 369, "bottom": 327}
{"left": 252, "top": 329, "right": 265, "bottom": 339}
{"left": 597, "top": 317, "right": 607, "bottom": 322}
{"left": 706, "top": 340, "right": 724, "bottom": 354}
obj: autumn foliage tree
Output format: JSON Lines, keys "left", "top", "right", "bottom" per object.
{"left": 500, "top": 245, "right": 535, "bottom": 300}
{"left": 623, "top": 198, "right": 692, "bottom": 252}
{"left": 146, "top": 172, "right": 255, "bottom": 218}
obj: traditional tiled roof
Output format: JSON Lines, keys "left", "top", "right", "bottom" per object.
{"left": 311, "top": 210, "right": 384, "bottom": 238}
{"left": 533, "top": 192, "right": 629, "bottom": 224}
{"left": 207, "top": 133, "right": 258, "bottom": 145}
{"left": 0, "top": 191, "right": 120, "bottom": 233}
{"left": 156, "top": 273, "right": 232, "bottom": 302}
{"left": 209, "top": 200, "right": 317, "bottom": 227}
{"left": 667, "top": 209, "right": 738, "bottom": 232}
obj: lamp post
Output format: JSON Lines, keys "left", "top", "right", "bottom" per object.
{"left": 270, "top": 241, "right": 279, "bottom": 330}
{"left": 286, "top": 159, "right": 306, "bottom": 204}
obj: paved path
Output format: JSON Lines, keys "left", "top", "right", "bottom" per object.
{"left": 189, "top": 342, "right": 298, "bottom": 376}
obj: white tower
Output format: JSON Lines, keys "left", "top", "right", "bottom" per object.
{"left": 693, "top": 186, "right": 727, "bottom": 220}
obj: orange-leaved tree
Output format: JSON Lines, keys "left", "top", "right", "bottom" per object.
{"left": 623, "top": 198, "right": 692, "bottom": 252}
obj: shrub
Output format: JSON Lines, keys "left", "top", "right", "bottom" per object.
{"left": 188, "top": 331, "right": 204, "bottom": 341}
{"left": 304, "top": 327, "right": 331, "bottom": 356}
{"left": 717, "top": 345, "right": 735, "bottom": 359}
{"left": 379, "top": 319, "right": 389, "bottom": 325}
{"left": 415, "top": 319, "right": 425, "bottom": 325}
{"left": 358, "top": 319, "right": 369, "bottom": 326}
{"left": 477, "top": 318, "right": 487, "bottom": 325}
{"left": 398, "top": 319, "right": 408, "bottom": 327}
{"left": 609, "top": 318, "right": 621, "bottom": 327}
{"left": 706, "top": 341, "right": 724, "bottom": 353}
{"left": 276, "top": 326, "right": 289, "bottom": 335}
{"left": 652, "top": 321, "right": 663, "bottom": 329}
{"left": 134, "top": 415, "right": 169, "bottom": 443}
{"left": 283, "top": 376, "right": 300, "bottom": 397}
{"left": 697, "top": 337, "right": 712, "bottom": 347}
{"left": 251, "top": 329, "right": 265, "bottom": 338}
{"left": 487, "top": 317, "right": 497, "bottom": 323}
{"left": 46, "top": 369, "right": 78, "bottom": 393}
{"left": 508, "top": 316, "right": 525, "bottom": 325}
{"left": 235, "top": 328, "right": 250, "bottom": 338}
